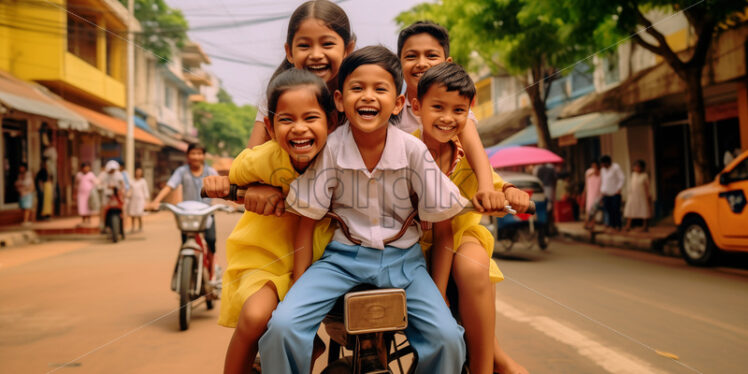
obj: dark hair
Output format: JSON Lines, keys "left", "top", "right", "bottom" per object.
{"left": 337, "top": 45, "right": 404, "bottom": 124}
{"left": 81, "top": 162, "right": 89, "bottom": 169}
{"left": 397, "top": 20, "right": 450, "bottom": 58}
{"left": 416, "top": 62, "right": 475, "bottom": 102}
{"left": 187, "top": 143, "right": 206, "bottom": 154}
{"left": 19, "top": 162, "right": 28, "bottom": 169}
{"left": 266, "top": 69, "right": 334, "bottom": 127}
{"left": 271, "top": 0, "right": 353, "bottom": 81}
{"left": 600, "top": 155, "right": 611, "bottom": 164}
{"left": 635, "top": 160, "right": 646, "bottom": 170}
{"left": 590, "top": 160, "right": 600, "bottom": 168}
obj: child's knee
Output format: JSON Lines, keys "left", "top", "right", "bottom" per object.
{"left": 237, "top": 306, "right": 272, "bottom": 335}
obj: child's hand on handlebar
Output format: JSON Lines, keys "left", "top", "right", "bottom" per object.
{"left": 472, "top": 190, "right": 506, "bottom": 213}
{"left": 203, "top": 176, "right": 231, "bottom": 198}
{"left": 504, "top": 187, "right": 531, "bottom": 214}
{"left": 244, "top": 184, "right": 284, "bottom": 216}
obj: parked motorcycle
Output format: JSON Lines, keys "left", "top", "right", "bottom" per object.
{"left": 161, "top": 201, "right": 238, "bottom": 331}
{"left": 211, "top": 185, "right": 534, "bottom": 373}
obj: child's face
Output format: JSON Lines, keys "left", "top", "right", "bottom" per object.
{"left": 266, "top": 86, "right": 328, "bottom": 170}
{"left": 334, "top": 64, "right": 405, "bottom": 134}
{"left": 400, "top": 33, "right": 450, "bottom": 97}
{"left": 286, "top": 18, "right": 350, "bottom": 83}
{"left": 413, "top": 84, "right": 470, "bottom": 144}
{"left": 187, "top": 149, "right": 205, "bottom": 168}
{"left": 135, "top": 168, "right": 143, "bottom": 178}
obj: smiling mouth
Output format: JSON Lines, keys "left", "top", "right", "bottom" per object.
{"left": 306, "top": 64, "right": 329, "bottom": 73}
{"left": 289, "top": 138, "right": 315, "bottom": 151}
{"left": 412, "top": 71, "right": 425, "bottom": 79}
{"left": 357, "top": 107, "right": 379, "bottom": 119}
{"left": 435, "top": 124, "right": 457, "bottom": 132}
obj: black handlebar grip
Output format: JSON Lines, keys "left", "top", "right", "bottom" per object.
{"left": 200, "top": 184, "right": 239, "bottom": 201}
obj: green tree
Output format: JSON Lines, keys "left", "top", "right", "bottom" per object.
{"left": 397, "top": 0, "right": 607, "bottom": 151}
{"left": 119, "top": 0, "right": 188, "bottom": 63}
{"left": 569, "top": 0, "right": 747, "bottom": 185}
{"left": 192, "top": 95, "right": 256, "bottom": 157}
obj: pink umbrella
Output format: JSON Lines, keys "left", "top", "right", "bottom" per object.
{"left": 488, "top": 145, "right": 563, "bottom": 168}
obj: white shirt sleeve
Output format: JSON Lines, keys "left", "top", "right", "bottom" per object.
{"left": 410, "top": 147, "right": 466, "bottom": 222}
{"left": 614, "top": 164, "right": 625, "bottom": 193}
{"left": 286, "top": 146, "right": 337, "bottom": 220}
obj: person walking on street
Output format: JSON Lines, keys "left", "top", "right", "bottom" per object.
{"left": 624, "top": 160, "right": 652, "bottom": 232}
{"left": 75, "top": 162, "right": 98, "bottom": 225}
{"left": 534, "top": 163, "right": 557, "bottom": 212}
{"left": 148, "top": 143, "right": 218, "bottom": 254}
{"left": 600, "top": 155, "right": 625, "bottom": 232}
{"left": 35, "top": 162, "right": 49, "bottom": 220}
{"left": 15, "top": 163, "right": 34, "bottom": 226}
{"left": 127, "top": 167, "right": 149, "bottom": 233}
{"left": 582, "top": 160, "right": 602, "bottom": 230}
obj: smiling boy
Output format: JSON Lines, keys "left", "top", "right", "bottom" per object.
{"left": 258, "top": 46, "right": 467, "bottom": 374}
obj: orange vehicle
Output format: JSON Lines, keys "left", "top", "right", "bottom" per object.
{"left": 674, "top": 150, "right": 748, "bottom": 266}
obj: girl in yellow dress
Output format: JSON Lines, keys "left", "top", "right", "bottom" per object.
{"left": 412, "top": 62, "right": 530, "bottom": 374}
{"left": 203, "top": 69, "right": 336, "bottom": 374}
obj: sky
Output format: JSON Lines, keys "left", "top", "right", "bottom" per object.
{"left": 165, "top": 0, "right": 427, "bottom": 106}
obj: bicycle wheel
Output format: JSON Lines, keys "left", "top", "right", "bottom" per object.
{"left": 179, "top": 256, "right": 194, "bottom": 331}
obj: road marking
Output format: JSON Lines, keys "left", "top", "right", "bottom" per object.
{"left": 595, "top": 285, "right": 748, "bottom": 338}
{"left": 496, "top": 299, "right": 664, "bottom": 374}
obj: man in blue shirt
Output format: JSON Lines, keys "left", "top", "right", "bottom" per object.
{"left": 149, "top": 143, "right": 219, "bottom": 252}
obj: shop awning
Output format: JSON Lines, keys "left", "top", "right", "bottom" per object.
{"left": 497, "top": 111, "right": 631, "bottom": 146}
{"left": 477, "top": 107, "right": 533, "bottom": 147}
{"left": 0, "top": 70, "right": 88, "bottom": 131}
{"left": 61, "top": 101, "right": 164, "bottom": 146}
{"left": 153, "top": 131, "right": 188, "bottom": 152}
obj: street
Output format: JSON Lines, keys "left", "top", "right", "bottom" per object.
{"left": 1, "top": 213, "right": 747, "bottom": 373}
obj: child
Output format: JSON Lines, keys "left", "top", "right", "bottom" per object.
{"left": 203, "top": 69, "right": 336, "bottom": 374}
{"left": 398, "top": 21, "right": 525, "bottom": 213}
{"left": 259, "top": 45, "right": 467, "bottom": 374}
{"left": 15, "top": 163, "right": 34, "bottom": 226}
{"left": 247, "top": 0, "right": 355, "bottom": 148}
{"left": 412, "top": 62, "right": 528, "bottom": 374}
{"left": 126, "top": 167, "right": 149, "bottom": 232}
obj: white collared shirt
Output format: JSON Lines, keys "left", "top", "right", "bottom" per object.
{"left": 287, "top": 123, "right": 467, "bottom": 250}
{"left": 396, "top": 97, "right": 479, "bottom": 134}
{"left": 600, "top": 162, "right": 625, "bottom": 196}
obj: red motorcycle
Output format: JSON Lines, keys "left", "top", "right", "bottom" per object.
{"left": 103, "top": 186, "right": 125, "bottom": 243}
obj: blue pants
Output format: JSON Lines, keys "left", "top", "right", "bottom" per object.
{"left": 258, "top": 241, "right": 466, "bottom": 374}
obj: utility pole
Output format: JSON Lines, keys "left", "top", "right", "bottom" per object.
{"left": 125, "top": 0, "right": 135, "bottom": 178}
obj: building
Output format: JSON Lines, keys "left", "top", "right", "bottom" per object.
{"left": 0, "top": 0, "right": 165, "bottom": 223}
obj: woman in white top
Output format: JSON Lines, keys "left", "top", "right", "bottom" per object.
{"left": 127, "top": 167, "right": 149, "bottom": 232}
{"left": 624, "top": 160, "right": 652, "bottom": 231}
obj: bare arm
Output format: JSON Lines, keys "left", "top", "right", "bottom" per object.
{"left": 247, "top": 120, "right": 270, "bottom": 148}
{"left": 458, "top": 118, "right": 495, "bottom": 211}
{"left": 430, "top": 219, "right": 455, "bottom": 303}
{"left": 148, "top": 185, "right": 174, "bottom": 209}
{"left": 292, "top": 215, "right": 316, "bottom": 283}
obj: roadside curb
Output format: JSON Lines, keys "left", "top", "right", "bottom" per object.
{"left": 557, "top": 225, "right": 680, "bottom": 258}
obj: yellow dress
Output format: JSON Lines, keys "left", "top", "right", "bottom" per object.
{"left": 218, "top": 141, "right": 335, "bottom": 328}
{"left": 414, "top": 130, "right": 506, "bottom": 283}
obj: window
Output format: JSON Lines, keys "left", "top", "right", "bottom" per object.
{"left": 165, "top": 85, "right": 173, "bottom": 109}
{"left": 67, "top": 13, "right": 98, "bottom": 67}
{"left": 726, "top": 158, "right": 748, "bottom": 182}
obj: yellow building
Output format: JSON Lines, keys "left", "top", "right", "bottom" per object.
{"left": 1, "top": 0, "right": 131, "bottom": 108}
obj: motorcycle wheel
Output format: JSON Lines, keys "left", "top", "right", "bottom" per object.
{"left": 538, "top": 225, "right": 550, "bottom": 250}
{"left": 110, "top": 214, "right": 120, "bottom": 243}
{"left": 179, "top": 256, "right": 194, "bottom": 331}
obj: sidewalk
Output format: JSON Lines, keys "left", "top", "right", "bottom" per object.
{"left": 556, "top": 220, "right": 680, "bottom": 257}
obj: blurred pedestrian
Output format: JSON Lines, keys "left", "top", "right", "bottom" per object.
{"left": 15, "top": 163, "right": 34, "bottom": 226}
{"left": 75, "top": 162, "right": 99, "bottom": 225}
{"left": 35, "top": 162, "right": 48, "bottom": 220}
{"left": 127, "top": 167, "right": 149, "bottom": 233}
{"left": 600, "top": 155, "right": 625, "bottom": 232}
{"left": 624, "top": 160, "right": 652, "bottom": 232}
{"left": 582, "top": 160, "right": 602, "bottom": 230}
{"left": 97, "top": 160, "right": 125, "bottom": 230}
{"left": 534, "top": 163, "right": 557, "bottom": 212}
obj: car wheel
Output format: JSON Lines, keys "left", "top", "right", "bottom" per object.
{"left": 679, "top": 218, "right": 718, "bottom": 266}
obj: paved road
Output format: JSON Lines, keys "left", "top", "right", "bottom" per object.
{"left": 1, "top": 213, "right": 747, "bottom": 373}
